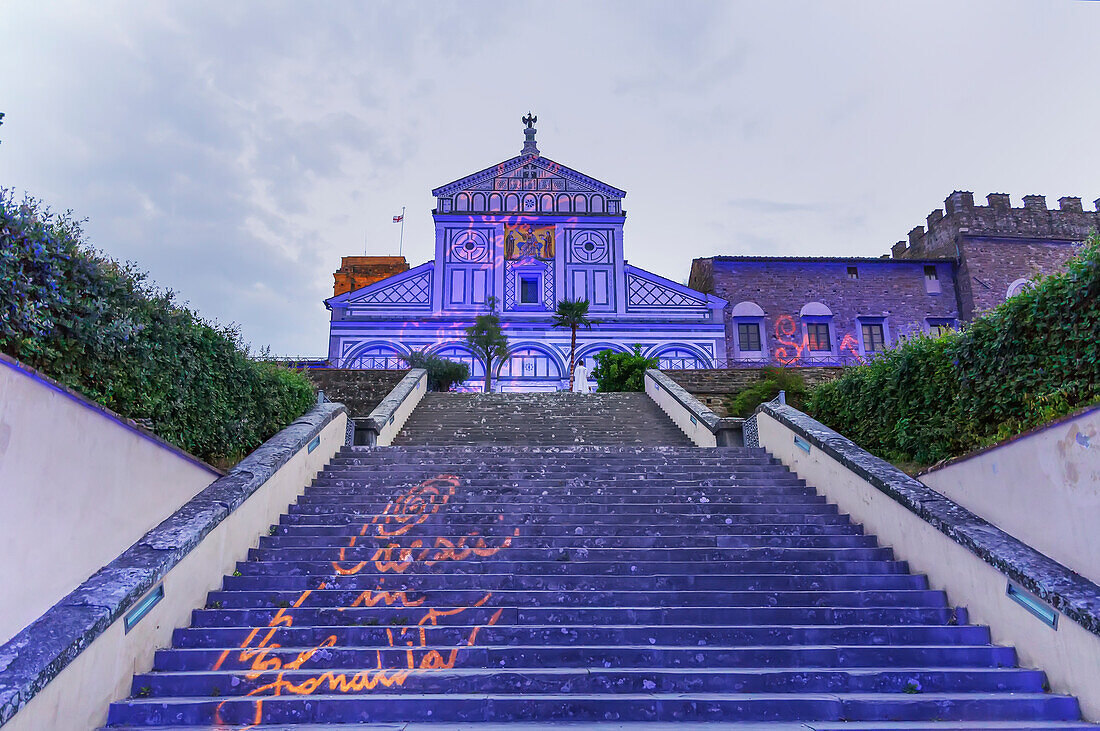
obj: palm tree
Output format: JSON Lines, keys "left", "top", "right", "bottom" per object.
{"left": 464, "top": 297, "right": 510, "bottom": 393}
{"left": 552, "top": 299, "right": 595, "bottom": 389}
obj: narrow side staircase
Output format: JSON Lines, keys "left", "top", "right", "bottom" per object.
{"left": 104, "top": 396, "right": 1092, "bottom": 728}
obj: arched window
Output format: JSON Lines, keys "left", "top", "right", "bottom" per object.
{"left": 455, "top": 194, "right": 470, "bottom": 212}
{"left": 651, "top": 345, "right": 710, "bottom": 370}
{"left": 431, "top": 344, "right": 484, "bottom": 380}
{"left": 573, "top": 195, "right": 588, "bottom": 213}
{"left": 590, "top": 196, "right": 605, "bottom": 213}
{"left": 471, "top": 193, "right": 486, "bottom": 211}
{"left": 1006, "top": 278, "right": 1032, "bottom": 300}
{"left": 557, "top": 194, "right": 572, "bottom": 212}
{"left": 540, "top": 193, "right": 554, "bottom": 212}
{"left": 343, "top": 344, "right": 406, "bottom": 370}
{"left": 731, "top": 301, "right": 766, "bottom": 360}
{"left": 497, "top": 345, "right": 564, "bottom": 380}
{"left": 575, "top": 343, "right": 628, "bottom": 371}
{"left": 489, "top": 193, "right": 503, "bottom": 212}
{"left": 505, "top": 194, "right": 519, "bottom": 211}
{"left": 799, "top": 302, "right": 834, "bottom": 355}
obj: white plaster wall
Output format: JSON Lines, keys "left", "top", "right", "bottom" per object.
{"left": 757, "top": 411, "right": 1100, "bottom": 720}
{"left": 0, "top": 360, "right": 220, "bottom": 645}
{"left": 919, "top": 406, "right": 1100, "bottom": 584}
{"left": 7, "top": 411, "right": 348, "bottom": 731}
{"left": 644, "top": 373, "right": 716, "bottom": 447}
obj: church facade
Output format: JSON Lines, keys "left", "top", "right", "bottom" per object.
{"left": 324, "top": 119, "right": 726, "bottom": 391}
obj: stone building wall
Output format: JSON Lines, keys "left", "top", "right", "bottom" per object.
{"left": 304, "top": 369, "right": 409, "bottom": 417}
{"left": 953, "top": 237, "right": 1085, "bottom": 320}
{"left": 692, "top": 258, "right": 960, "bottom": 364}
{"left": 893, "top": 192, "right": 1099, "bottom": 320}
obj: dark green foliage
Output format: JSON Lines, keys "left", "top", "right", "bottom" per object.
{"left": 808, "top": 237, "right": 1100, "bottom": 464}
{"left": 0, "top": 191, "right": 315, "bottom": 464}
{"left": 464, "top": 296, "right": 509, "bottom": 393}
{"left": 726, "top": 367, "right": 809, "bottom": 418}
{"left": 591, "top": 345, "right": 658, "bottom": 392}
{"left": 403, "top": 351, "right": 470, "bottom": 391}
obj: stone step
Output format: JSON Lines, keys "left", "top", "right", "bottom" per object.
{"left": 190, "top": 606, "right": 962, "bottom": 628}
{"left": 278, "top": 509, "right": 849, "bottom": 526}
{"left": 269, "top": 522, "right": 867, "bottom": 537}
{"left": 284, "top": 504, "right": 839, "bottom": 519}
{"left": 166, "top": 622, "right": 985, "bottom": 651}
{"left": 101, "top": 723, "right": 1100, "bottom": 730}
{"left": 234, "top": 559, "right": 912, "bottom": 577}
{"left": 222, "top": 571, "right": 920, "bottom": 592}
{"left": 106, "top": 692, "right": 1082, "bottom": 725}
{"left": 129, "top": 666, "right": 1048, "bottom": 698}
{"left": 258, "top": 533, "right": 879, "bottom": 549}
{"left": 247, "top": 546, "right": 893, "bottom": 563}
{"left": 203, "top": 588, "right": 948, "bottom": 610}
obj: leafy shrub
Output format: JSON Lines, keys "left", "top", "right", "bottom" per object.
{"left": 592, "top": 345, "right": 657, "bottom": 392}
{"left": 404, "top": 351, "right": 470, "bottom": 391}
{"left": 808, "top": 236, "right": 1100, "bottom": 465}
{"left": 0, "top": 191, "right": 315, "bottom": 464}
{"left": 726, "top": 367, "right": 809, "bottom": 418}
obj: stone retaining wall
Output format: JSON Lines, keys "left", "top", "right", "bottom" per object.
{"left": 304, "top": 369, "right": 409, "bottom": 417}
{"left": 663, "top": 368, "right": 843, "bottom": 416}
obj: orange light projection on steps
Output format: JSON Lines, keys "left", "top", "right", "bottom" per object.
{"left": 211, "top": 473, "right": 519, "bottom": 728}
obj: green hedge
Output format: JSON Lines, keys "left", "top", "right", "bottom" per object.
{"left": 0, "top": 192, "right": 315, "bottom": 464}
{"left": 592, "top": 346, "right": 657, "bottom": 392}
{"left": 726, "top": 367, "right": 809, "bottom": 418}
{"left": 808, "top": 236, "right": 1100, "bottom": 465}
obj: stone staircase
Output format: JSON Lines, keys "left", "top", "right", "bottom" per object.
{"left": 392, "top": 391, "right": 694, "bottom": 446}
{"left": 103, "top": 395, "right": 1091, "bottom": 728}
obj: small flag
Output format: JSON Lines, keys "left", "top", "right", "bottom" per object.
{"left": 392, "top": 214, "right": 404, "bottom": 223}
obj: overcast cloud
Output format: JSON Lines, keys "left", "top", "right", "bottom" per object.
{"left": 2, "top": 1, "right": 1098, "bottom": 355}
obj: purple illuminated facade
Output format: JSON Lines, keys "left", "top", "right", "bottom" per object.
{"left": 325, "top": 119, "right": 726, "bottom": 391}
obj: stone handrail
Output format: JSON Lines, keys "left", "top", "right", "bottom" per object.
{"left": 644, "top": 369, "right": 742, "bottom": 446}
{"left": 354, "top": 368, "right": 427, "bottom": 446}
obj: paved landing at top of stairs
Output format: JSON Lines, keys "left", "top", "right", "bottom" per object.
{"left": 393, "top": 392, "right": 693, "bottom": 446}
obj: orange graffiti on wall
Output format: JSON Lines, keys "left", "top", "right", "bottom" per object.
{"left": 773, "top": 314, "right": 863, "bottom": 366}
{"left": 212, "top": 473, "right": 519, "bottom": 728}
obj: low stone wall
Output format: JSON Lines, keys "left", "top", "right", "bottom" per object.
{"left": 304, "top": 368, "right": 409, "bottom": 417}
{"left": 0, "top": 354, "right": 221, "bottom": 647}
{"left": 663, "top": 367, "right": 843, "bottom": 416}
{"left": 919, "top": 405, "right": 1100, "bottom": 585}
{"left": 0, "top": 400, "right": 348, "bottom": 729}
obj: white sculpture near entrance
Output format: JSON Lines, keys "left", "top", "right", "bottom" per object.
{"left": 572, "top": 360, "right": 592, "bottom": 394}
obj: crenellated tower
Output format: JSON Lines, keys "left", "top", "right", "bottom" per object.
{"left": 893, "top": 192, "right": 1099, "bottom": 319}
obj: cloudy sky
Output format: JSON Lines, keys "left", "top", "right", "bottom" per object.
{"left": 2, "top": 1, "right": 1098, "bottom": 355}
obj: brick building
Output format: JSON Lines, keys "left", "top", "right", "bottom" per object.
{"left": 690, "top": 192, "right": 1099, "bottom": 365}
{"left": 333, "top": 256, "right": 409, "bottom": 297}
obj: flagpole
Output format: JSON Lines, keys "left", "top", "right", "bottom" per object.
{"left": 398, "top": 206, "right": 406, "bottom": 257}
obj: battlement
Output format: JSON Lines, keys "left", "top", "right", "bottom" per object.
{"left": 892, "top": 191, "right": 1100, "bottom": 259}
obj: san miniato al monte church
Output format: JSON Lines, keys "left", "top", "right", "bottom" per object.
{"left": 324, "top": 116, "right": 727, "bottom": 391}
